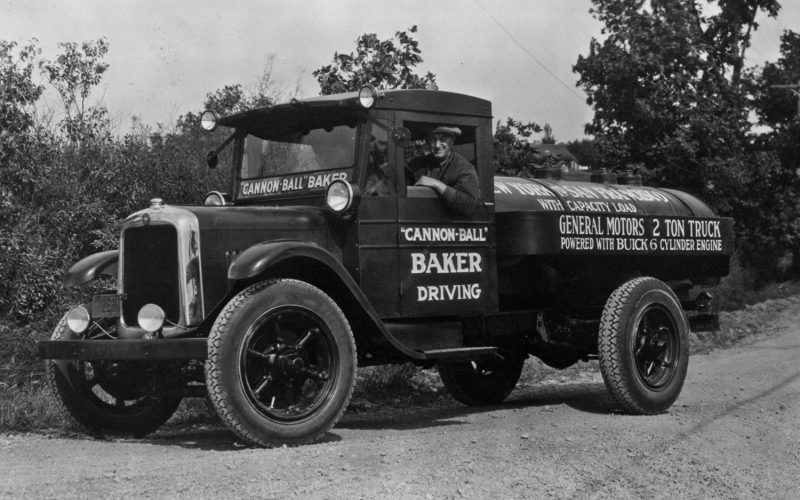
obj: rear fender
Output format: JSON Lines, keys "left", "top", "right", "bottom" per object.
{"left": 64, "top": 250, "right": 119, "bottom": 287}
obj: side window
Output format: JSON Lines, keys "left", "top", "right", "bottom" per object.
{"left": 363, "top": 121, "right": 392, "bottom": 196}
{"left": 403, "top": 121, "right": 477, "bottom": 185}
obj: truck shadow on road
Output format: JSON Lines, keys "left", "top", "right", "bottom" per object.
{"left": 67, "top": 381, "right": 618, "bottom": 450}
{"left": 339, "top": 381, "right": 618, "bottom": 431}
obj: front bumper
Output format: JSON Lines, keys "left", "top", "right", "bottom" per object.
{"left": 39, "top": 338, "right": 207, "bottom": 361}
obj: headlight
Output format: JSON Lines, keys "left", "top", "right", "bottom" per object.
{"left": 200, "top": 110, "right": 218, "bottom": 132}
{"left": 66, "top": 306, "right": 91, "bottom": 334}
{"left": 204, "top": 191, "right": 228, "bottom": 206}
{"left": 138, "top": 304, "right": 165, "bottom": 333}
{"left": 325, "top": 180, "right": 354, "bottom": 213}
{"left": 358, "top": 85, "right": 378, "bottom": 109}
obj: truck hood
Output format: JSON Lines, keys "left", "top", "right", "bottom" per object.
{"left": 184, "top": 204, "right": 333, "bottom": 314}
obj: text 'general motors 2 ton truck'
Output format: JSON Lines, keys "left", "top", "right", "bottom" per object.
{"left": 39, "top": 88, "right": 734, "bottom": 447}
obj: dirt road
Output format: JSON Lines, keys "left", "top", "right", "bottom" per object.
{"left": 2, "top": 316, "right": 799, "bottom": 499}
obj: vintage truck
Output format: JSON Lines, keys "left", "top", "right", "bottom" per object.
{"left": 39, "top": 88, "right": 734, "bottom": 447}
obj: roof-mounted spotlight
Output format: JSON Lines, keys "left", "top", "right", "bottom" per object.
{"left": 200, "top": 110, "right": 218, "bottom": 132}
{"left": 358, "top": 85, "right": 379, "bottom": 109}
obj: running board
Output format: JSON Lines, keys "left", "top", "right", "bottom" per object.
{"left": 420, "top": 346, "right": 498, "bottom": 360}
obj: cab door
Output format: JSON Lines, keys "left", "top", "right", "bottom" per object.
{"left": 354, "top": 111, "right": 402, "bottom": 317}
{"left": 395, "top": 112, "right": 497, "bottom": 318}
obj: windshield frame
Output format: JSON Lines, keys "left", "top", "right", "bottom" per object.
{"left": 231, "top": 113, "right": 368, "bottom": 203}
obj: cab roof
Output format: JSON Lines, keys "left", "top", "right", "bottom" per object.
{"left": 217, "top": 89, "right": 492, "bottom": 130}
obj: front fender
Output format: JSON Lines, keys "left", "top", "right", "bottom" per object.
{"left": 228, "top": 240, "right": 343, "bottom": 281}
{"left": 228, "top": 240, "right": 425, "bottom": 360}
{"left": 64, "top": 250, "right": 118, "bottom": 287}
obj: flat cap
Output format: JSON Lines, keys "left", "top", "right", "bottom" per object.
{"left": 431, "top": 126, "right": 462, "bottom": 137}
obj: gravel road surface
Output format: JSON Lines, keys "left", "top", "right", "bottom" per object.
{"left": 2, "top": 314, "right": 798, "bottom": 499}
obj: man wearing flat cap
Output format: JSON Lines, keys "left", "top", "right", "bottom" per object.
{"left": 409, "top": 126, "right": 479, "bottom": 217}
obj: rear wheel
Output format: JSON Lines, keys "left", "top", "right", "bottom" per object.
{"left": 205, "top": 279, "right": 356, "bottom": 447}
{"left": 598, "top": 277, "right": 689, "bottom": 414}
{"left": 439, "top": 355, "right": 525, "bottom": 406}
{"left": 46, "top": 314, "right": 182, "bottom": 436}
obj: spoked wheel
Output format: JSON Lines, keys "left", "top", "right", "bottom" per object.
{"left": 240, "top": 307, "right": 338, "bottom": 421}
{"left": 46, "top": 314, "right": 182, "bottom": 436}
{"left": 633, "top": 305, "right": 680, "bottom": 389}
{"left": 439, "top": 355, "right": 525, "bottom": 406}
{"left": 206, "top": 279, "right": 356, "bottom": 447}
{"left": 598, "top": 277, "right": 689, "bottom": 414}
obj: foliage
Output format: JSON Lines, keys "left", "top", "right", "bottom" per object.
{"left": 40, "top": 38, "right": 110, "bottom": 142}
{"left": 492, "top": 118, "right": 542, "bottom": 176}
{"left": 752, "top": 30, "right": 800, "bottom": 128}
{"left": 740, "top": 30, "right": 800, "bottom": 277}
{"left": 574, "top": 0, "right": 799, "bottom": 277}
{"left": 566, "top": 138, "right": 600, "bottom": 168}
{"left": 0, "top": 40, "right": 43, "bottom": 136}
{"left": 0, "top": 38, "right": 241, "bottom": 322}
{"left": 541, "top": 124, "right": 556, "bottom": 144}
{"left": 574, "top": 0, "right": 777, "bottom": 189}
{"left": 314, "top": 26, "right": 438, "bottom": 94}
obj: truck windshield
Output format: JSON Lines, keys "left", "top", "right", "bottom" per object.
{"left": 241, "top": 124, "right": 358, "bottom": 180}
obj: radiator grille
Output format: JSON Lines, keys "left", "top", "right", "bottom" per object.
{"left": 122, "top": 225, "right": 181, "bottom": 325}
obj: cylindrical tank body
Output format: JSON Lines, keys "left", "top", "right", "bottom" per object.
{"left": 492, "top": 176, "right": 734, "bottom": 280}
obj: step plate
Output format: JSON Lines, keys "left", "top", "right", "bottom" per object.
{"left": 420, "top": 346, "right": 498, "bottom": 360}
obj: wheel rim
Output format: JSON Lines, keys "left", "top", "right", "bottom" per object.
{"left": 239, "top": 306, "right": 338, "bottom": 422}
{"left": 72, "top": 361, "right": 157, "bottom": 413}
{"left": 632, "top": 304, "right": 679, "bottom": 389}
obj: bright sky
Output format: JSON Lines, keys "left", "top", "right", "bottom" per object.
{"left": 3, "top": 0, "right": 799, "bottom": 140}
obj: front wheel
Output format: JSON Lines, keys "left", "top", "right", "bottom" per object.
{"left": 598, "top": 277, "right": 689, "bottom": 414}
{"left": 46, "top": 314, "right": 182, "bottom": 436}
{"left": 439, "top": 355, "right": 525, "bottom": 406}
{"left": 205, "top": 279, "right": 357, "bottom": 447}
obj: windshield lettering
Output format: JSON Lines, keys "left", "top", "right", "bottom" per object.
{"left": 238, "top": 170, "right": 350, "bottom": 199}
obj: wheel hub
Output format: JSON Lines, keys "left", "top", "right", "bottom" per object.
{"left": 635, "top": 307, "right": 678, "bottom": 389}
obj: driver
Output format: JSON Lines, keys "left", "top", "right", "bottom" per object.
{"left": 409, "top": 126, "right": 478, "bottom": 217}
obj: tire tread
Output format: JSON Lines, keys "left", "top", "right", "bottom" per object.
{"left": 205, "top": 279, "right": 356, "bottom": 447}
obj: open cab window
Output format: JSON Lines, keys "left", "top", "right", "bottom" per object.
{"left": 402, "top": 120, "right": 478, "bottom": 201}
{"left": 402, "top": 121, "right": 477, "bottom": 167}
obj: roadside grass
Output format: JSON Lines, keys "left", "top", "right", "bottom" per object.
{"left": 0, "top": 379, "right": 67, "bottom": 432}
{"left": 2, "top": 277, "right": 800, "bottom": 434}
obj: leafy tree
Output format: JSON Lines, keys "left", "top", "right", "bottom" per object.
{"left": 574, "top": 0, "right": 800, "bottom": 279}
{"left": 0, "top": 40, "right": 46, "bottom": 317}
{"left": 314, "top": 26, "right": 438, "bottom": 94}
{"left": 742, "top": 30, "right": 800, "bottom": 278}
{"left": 566, "top": 138, "right": 600, "bottom": 168}
{"left": 178, "top": 57, "right": 295, "bottom": 133}
{"left": 541, "top": 123, "right": 556, "bottom": 144}
{"left": 752, "top": 30, "right": 800, "bottom": 131}
{"left": 40, "top": 38, "right": 110, "bottom": 142}
{"left": 0, "top": 40, "right": 43, "bottom": 136}
{"left": 574, "top": 0, "right": 779, "bottom": 207}
{"left": 493, "top": 118, "right": 543, "bottom": 176}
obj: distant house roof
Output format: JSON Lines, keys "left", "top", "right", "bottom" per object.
{"left": 531, "top": 144, "right": 577, "bottom": 162}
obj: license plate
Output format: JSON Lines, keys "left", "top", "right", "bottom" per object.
{"left": 92, "top": 294, "right": 123, "bottom": 318}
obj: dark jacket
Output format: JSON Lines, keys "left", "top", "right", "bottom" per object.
{"left": 409, "top": 151, "right": 479, "bottom": 216}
